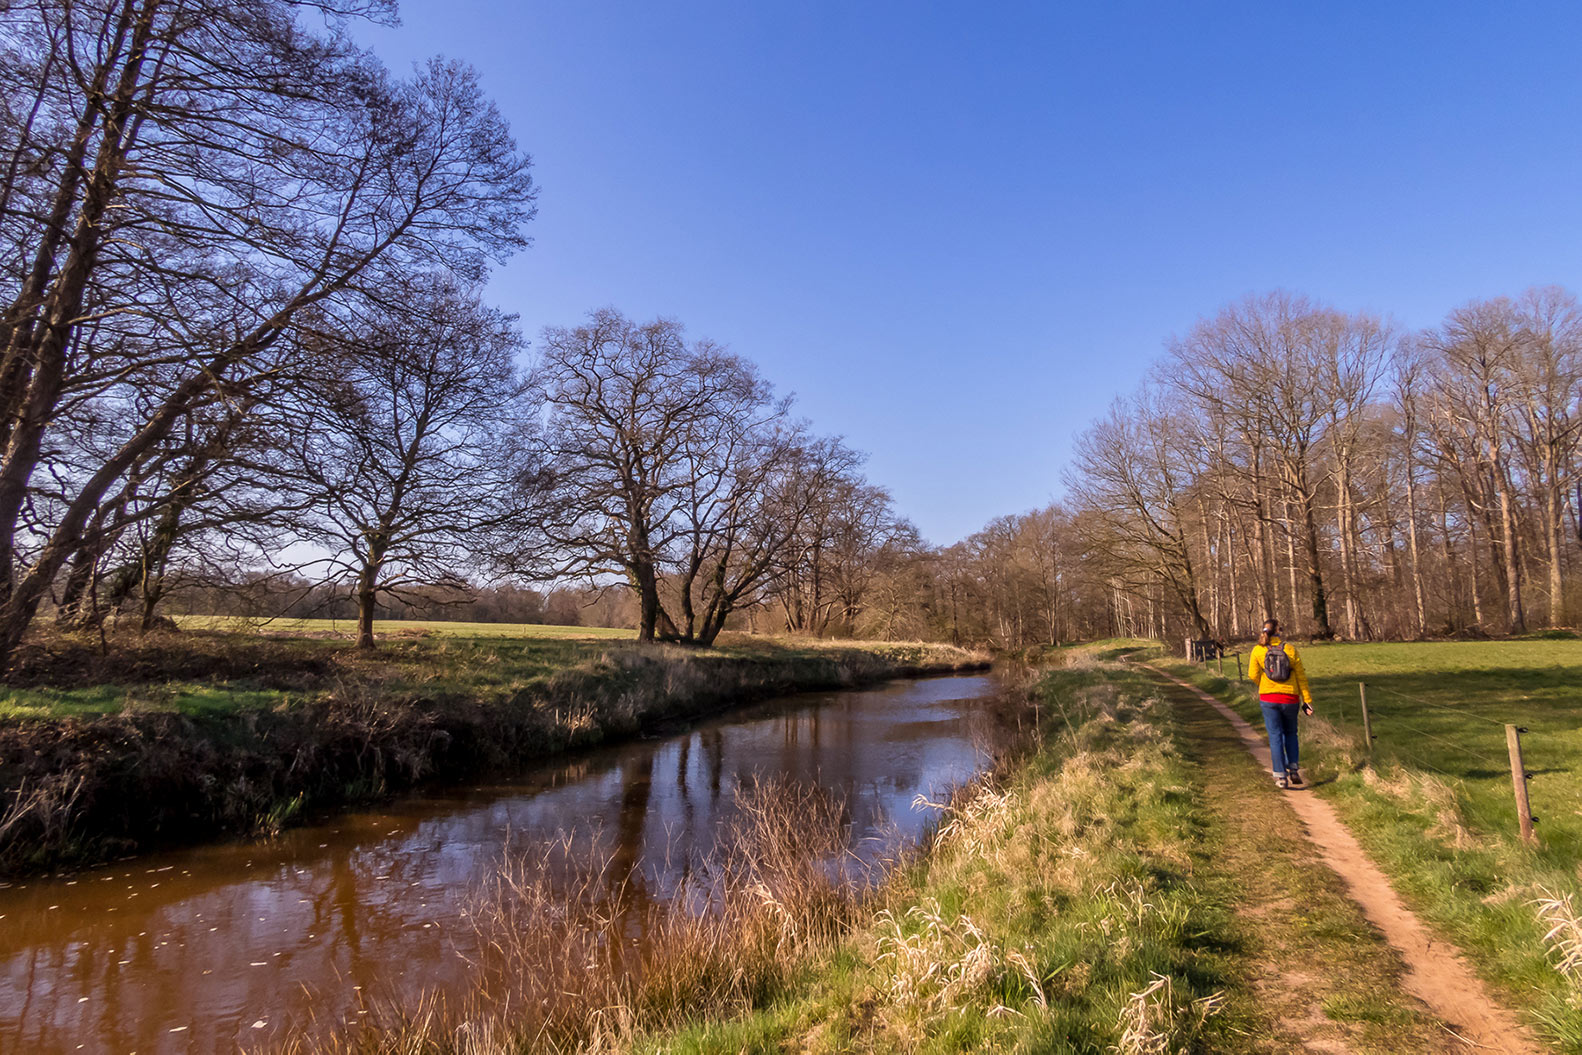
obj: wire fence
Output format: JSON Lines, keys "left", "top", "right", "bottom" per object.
{"left": 1363, "top": 682, "right": 1509, "bottom": 727}
{"left": 1192, "top": 649, "right": 1543, "bottom": 844}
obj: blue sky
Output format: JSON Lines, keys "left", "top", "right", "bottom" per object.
{"left": 358, "top": 2, "right": 1582, "bottom": 545}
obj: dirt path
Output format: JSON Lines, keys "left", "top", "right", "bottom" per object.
{"left": 1146, "top": 663, "right": 1545, "bottom": 1055}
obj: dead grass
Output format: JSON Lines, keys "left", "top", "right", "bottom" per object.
{"left": 1534, "top": 889, "right": 1582, "bottom": 1000}
{"left": 265, "top": 777, "right": 874, "bottom": 1055}
{"left": 1114, "top": 972, "right": 1225, "bottom": 1055}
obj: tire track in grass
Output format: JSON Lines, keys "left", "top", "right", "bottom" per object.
{"left": 1147, "top": 663, "right": 1544, "bottom": 1055}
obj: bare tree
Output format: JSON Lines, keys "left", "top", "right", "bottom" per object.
{"left": 519, "top": 311, "right": 803, "bottom": 643}
{"left": 1315, "top": 310, "right": 1393, "bottom": 639}
{"left": 1423, "top": 298, "right": 1528, "bottom": 632}
{"left": 767, "top": 440, "right": 911, "bottom": 639}
{"left": 1505, "top": 287, "right": 1582, "bottom": 628}
{"left": 1067, "top": 389, "right": 1213, "bottom": 637}
{"left": 1391, "top": 340, "right": 1431, "bottom": 636}
{"left": 291, "top": 276, "right": 524, "bottom": 649}
{"left": 664, "top": 352, "right": 811, "bottom": 645}
{"left": 0, "top": 0, "right": 535, "bottom": 665}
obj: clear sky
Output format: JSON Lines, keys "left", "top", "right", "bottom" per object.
{"left": 357, "top": 2, "right": 1582, "bottom": 546}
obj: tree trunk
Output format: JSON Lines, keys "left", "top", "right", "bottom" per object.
{"left": 1543, "top": 468, "right": 1565, "bottom": 627}
{"left": 0, "top": 0, "right": 163, "bottom": 613}
{"left": 1404, "top": 463, "right": 1427, "bottom": 637}
{"left": 1491, "top": 454, "right": 1526, "bottom": 633}
{"left": 1335, "top": 461, "right": 1360, "bottom": 639}
{"left": 1467, "top": 504, "right": 1485, "bottom": 627}
{"left": 1226, "top": 513, "right": 1241, "bottom": 636}
{"left": 356, "top": 558, "right": 382, "bottom": 650}
{"left": 1283, "top": 464, "right": 1331, "bottom": 638}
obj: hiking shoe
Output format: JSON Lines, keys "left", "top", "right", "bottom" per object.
{"left": 1286, "top": 768, "right": 1304, "bottom": 787}
{"left": 1275, "top": 773, "right": 1289, "bottom": 789}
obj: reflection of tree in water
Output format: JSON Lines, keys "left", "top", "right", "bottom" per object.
{"left": 330, "top": 852, "right": 367, "bottom": 990}
{"left": 704, "top": 727, "right": 725, "bottom": 802}
{"left": 607, "top": 748, "right": 656, "bottom": 954}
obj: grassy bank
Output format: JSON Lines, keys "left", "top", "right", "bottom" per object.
{"left": 635, "top": 660, "right": 1241, "bottom": 1054}
{"left": 0, "top": 626, "right": 985, "bottom": 876}
{"left": 174, "top": 614, "right": 636, "bottom": 640}
{"left": 1163, "top": 638, "right": 1582, "bottom": 1050}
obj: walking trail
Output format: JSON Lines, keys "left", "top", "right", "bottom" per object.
{"left": 1145, "top": 663, "right": 1544, "bottom": 1055}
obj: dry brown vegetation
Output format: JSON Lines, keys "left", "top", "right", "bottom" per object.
{"left": 265, "top": 777, "right": 876, "bottom": 1055}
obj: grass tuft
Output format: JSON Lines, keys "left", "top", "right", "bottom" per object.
{"left": 1535, "top": 889, "right": 1582, "bottom": 997}
{"left": 1115, "top": 972, "right": 1224, "bottom": 1055}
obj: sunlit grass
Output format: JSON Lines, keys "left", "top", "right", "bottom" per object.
{"left": 1200, "top": 639, "right": 1582, "bottom": 861}
{"left": 1168, "top": 638, "right": 1582, "bottom": 1050}
{"left": 620, "top": 664, "right": 1251, "bottom": 1054}
{"left": 0, "top": 681, "right": 284, "bottom": 718}
{"left": 5, "top": 621, "right": 983, "bottom": 721}
{"left": 174, "top": 614, "right": 635, "bottom": 640}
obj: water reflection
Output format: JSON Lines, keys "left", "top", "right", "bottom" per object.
{"left": 0, "top": 673, "right": 1004, "bottom": 1054}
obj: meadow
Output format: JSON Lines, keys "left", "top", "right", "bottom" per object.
{"left": 174, "top": 614, "right": 637, "bottom": 639}
{"left": 0, "top": 619, "right": 957, "bottom": 720}
{"left": 1171, "top": 637, "right": 1582, "bottom": 1049}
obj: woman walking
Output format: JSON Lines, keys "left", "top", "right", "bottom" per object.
{"left": 1247, "top": 618, "right": 1314, "bottom": 789}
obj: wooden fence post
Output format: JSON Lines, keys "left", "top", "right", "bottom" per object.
{"left": 1358, "top": 682, "right": 1373, "bottom": 757}
{"left": 1506, "top": 725, "right": 1537, "bottom": 844}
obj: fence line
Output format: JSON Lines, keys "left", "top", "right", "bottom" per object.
{"left": 1361, "top": 683, "right": 1509, "bottom": 727}
{"left": 1369, "top": 718, "right": 1507, "bottom": 771}
{"left": 1183, "top": 648, "right": 1545, "bottom": 844}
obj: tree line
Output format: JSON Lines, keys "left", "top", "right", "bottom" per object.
{"left": 886, "top": 289, "right": 1581, "bottom": 649}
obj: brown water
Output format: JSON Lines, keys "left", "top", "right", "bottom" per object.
{"left": 0, "top": 673, "right": 1007, "bottom": 1054}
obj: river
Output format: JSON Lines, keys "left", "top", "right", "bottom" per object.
{"left": 0, "top": 672, "right": 1007, "bottom": 1054}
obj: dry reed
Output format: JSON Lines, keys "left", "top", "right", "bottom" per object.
{"left": 263, "top": 776, "right": 873, "bottom": 1054}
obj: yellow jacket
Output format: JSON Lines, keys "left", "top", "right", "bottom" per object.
{"left": 1247, "top": 637, "right": 1312, "bottom": 703}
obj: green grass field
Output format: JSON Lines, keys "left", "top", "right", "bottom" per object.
{"left": 174, "top": 614, "right": 636, "bottom": 639}
{"left": 0, "top": 627, "right": 624, "bottom": 719}
{"left": 1205, "top": 639, "right": 1582, "bottom": 861}
{"left": 0, "top": 618, "right": 635, "bottom": 718}
{"left": 1172, "top": 638, "right": 1582, "bottom": 1049}
{"left": 0, "top": 621, "right": 967, "bottom": 721}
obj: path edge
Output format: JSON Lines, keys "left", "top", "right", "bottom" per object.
{"left": 1145, "top": 661, "right": 1546, "bottom": 1055}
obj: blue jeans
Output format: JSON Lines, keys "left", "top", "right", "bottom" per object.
{"left": 1260, "top": 702, "right": 1301, "bottom": 774}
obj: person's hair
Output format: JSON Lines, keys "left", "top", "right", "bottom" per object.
{"left": 1258, "top": 619, "right": 1280, "bottom": 648}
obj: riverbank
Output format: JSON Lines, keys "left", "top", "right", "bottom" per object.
{"left": 624, "top": 653, "right": 1472, "bottom": 1055}
{"left": 283, "top": 649, "right": 1485, "bottom": 1054}
{"left": 0, "top": 627, "right": 987, "bottom": 876}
